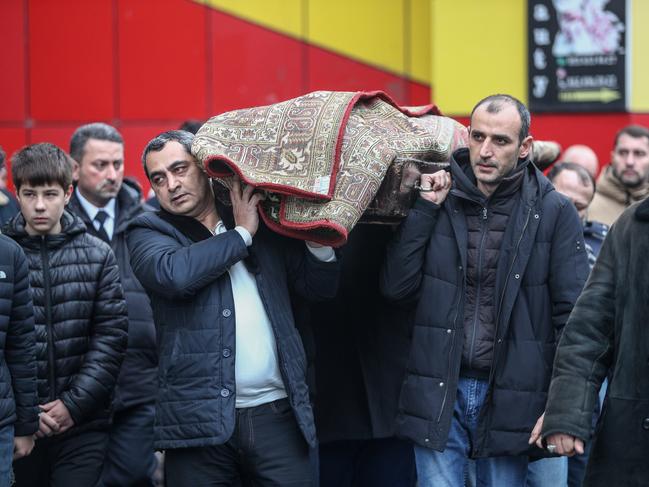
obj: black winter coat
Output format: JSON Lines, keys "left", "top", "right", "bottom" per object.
{"left": 4, "top": 211, "right": 128, "bottom": 428}
{"left": 127, "top": 210, "right": 340, "bottom": 449}
{"left": 381, "top": 149, "right": 589, "bottom": 457}
{"left": 0, "top": 235, "right": 38, "bottom": 437}
{"left": 542, "top": 198, "right": 649, "bottom": 486}
{"left": 311, "top": 224, "right": 413, "bottom": 443}
{"left": 68, "top": 182, "right": 157, "bottom": 411}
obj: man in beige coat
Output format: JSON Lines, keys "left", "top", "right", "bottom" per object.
{"left": 589, "top": 125, "right": 649, "bottom": 225}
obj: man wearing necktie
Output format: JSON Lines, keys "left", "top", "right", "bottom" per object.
{"left": 67, "top": 123, "right": 158, "bottom": 487}
{"left": 94, "top": 210, "right": 111, "bottom": 243}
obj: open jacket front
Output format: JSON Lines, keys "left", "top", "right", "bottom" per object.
{"left": 381, "top": 149, "right": 589, "bottom": 457}
{"left": 126, "top": 210, "right": 340, "bottom": 449}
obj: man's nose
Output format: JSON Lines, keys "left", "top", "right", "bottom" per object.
{"left": 105, "top": 164, "right": 118, "bottom": 180}
{"left": 479, "top": 140, "right": 493, "bottom": 159}
{"left": 167, "top": 174, "right": 181, "bottom": 192}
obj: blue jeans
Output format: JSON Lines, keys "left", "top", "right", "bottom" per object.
{"left": 0, "top": 425, "right": 13, "bottom": 487}
{"left": 526, "top": 457, "right": 567, "bottom": 487}
{"left": 415, "top": 377, "right": 529, "bottom": 487}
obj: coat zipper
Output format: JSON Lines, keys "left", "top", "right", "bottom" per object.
{"left": 41, "top": 238, "right": 56, "bottom": 402}
{"left": 479, "top": 206, "right": 532, "bottom": 452}
{"left": 468, "top": 206, "right": 488, "bottom": 369}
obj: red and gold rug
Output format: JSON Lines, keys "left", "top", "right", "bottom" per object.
{"left": 193, "top": 90, "right": 467, "bottom": 246}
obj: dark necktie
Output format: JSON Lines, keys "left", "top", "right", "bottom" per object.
{"left": 94, "top": 210, "right": 111, "bottom": 243}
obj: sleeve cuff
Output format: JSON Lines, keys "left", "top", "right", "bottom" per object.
{"left": 414, "top": 196, "right": 441, "bottom": 212}
{"left": 305, "top": 242, "right": 337, "bottom": 262}
{"left": 234, "top": 226, "right": 253, "bottom": 246}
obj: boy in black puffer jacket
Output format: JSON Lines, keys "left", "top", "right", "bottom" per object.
{"left": 4, "top": 143, "right": 128, "bottom": 487}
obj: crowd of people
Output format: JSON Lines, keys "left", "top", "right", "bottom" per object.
{"left": 0, "top": 93, "right": 647, "bottom": 487}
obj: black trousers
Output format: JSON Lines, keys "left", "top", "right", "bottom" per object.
{"left": 101, "top": 403, "right": 157, "bottom": 487}
{"left": 164, "top": 398, "right": 312, "bottom": 486}
{"left": 319, "top": 438, "right": 417, "bottom": 487}
{"left": 13, "top": 428, "right": 109, "bottom": 487}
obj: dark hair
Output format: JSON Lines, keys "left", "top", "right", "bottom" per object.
{"left": 178, "top": 120, "right": 203, "bottom": 134}
{"left": 0, "top": 145, "right": 5, "bottom": 171}
{"left": 613, "top": 125, "right": 649, "bottom": 148}
{"left": 70, "top": 122, "right": 123, "bottom": 163}
{"left": 12, "top": 143, "right": 73, "bottom": 191}
{"left": 547, "top": 161, "right": 596, "bottom": 193}
{"left": 141, "top": 130, "right": 195, "bottom": 178}
{"left": 470, "top": 94, "right": 531, "bottom": 143}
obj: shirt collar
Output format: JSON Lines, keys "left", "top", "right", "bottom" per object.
{"left": 75, "top": 187, "right": 116, "bottom": 221}
{"left": 214, "top": 220, "right": 226, "bottom": 235}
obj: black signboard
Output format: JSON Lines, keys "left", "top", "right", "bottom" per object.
{"left": 528, "top": 0, "right": 626, "bottom": 112}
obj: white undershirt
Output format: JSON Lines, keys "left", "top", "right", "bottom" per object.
{"left": 215, "top": 222, "right": 335, "bottom": 408}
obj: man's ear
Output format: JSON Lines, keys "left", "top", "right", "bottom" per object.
{"left": 72, "top": 160, "right": 80, "bottom": 182}
{"left": 518, "top": 135, "right": 533, "bottom": 159}
{"left": 64, "top": 184, "right": 73, "bottom": 205}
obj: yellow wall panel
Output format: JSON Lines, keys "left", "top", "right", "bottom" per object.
{"left": 197, "top": 0, "right": 304, "bottom": 38}
{"left": 408, "top": 0, "right": 432, "bottom": 84}
{"left": 630, "top": 0, "right": 649, "bottom": 112}
{"left": 431, "top": 0, "right": 527, "bottom": 115}
{"left": 308, "top": 0, "right": 405, "bottom": 75}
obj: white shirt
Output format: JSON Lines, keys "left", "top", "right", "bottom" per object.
{"left": 215, "top": 222, "right": 335, "bottom": 408}
{"left": 75, "top": 187, "right": 116, "bottom": 240}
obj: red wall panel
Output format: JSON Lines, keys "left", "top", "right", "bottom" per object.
{"left": 121, "top": 123, "right": 178, "bottom": 195}
{"left": 0, "top": 128, "right": 28, "bottom": 192}
{"left": 209, "top": 11, "right": 305, "bottom": 115}
{"left": 0, "top": 1, "right": 26, "bottom": 121}
{"left": 118, "top": 0, "right": 207, "bottom": 121}
{"left": 308, "top": 46, "right": 410, "bottom": 105}
{"left": 30, "top": 126, "right": 77, "bottom": 151}
{"left": 29, "top": 0, "right": 115, "bottom": 121}
{"left": 0, "top": 0, "right": 645, "bottom": 195}
{"left": 630, "top": 114, "right": 649, "bottom": 128}
{"left": 533, "top": 113, "right": 632, "bottom": 172}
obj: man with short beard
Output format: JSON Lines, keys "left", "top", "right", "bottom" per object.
{"left": 588, "top": 125, "right": 649, "bottom": 225}
{"left": 67, "top": 123, "right": 157, "bottom": 487}
{"left": 381, "top": 94, "right": 589, "bottom": 486}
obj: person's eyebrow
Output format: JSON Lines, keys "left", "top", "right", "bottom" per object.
{"left": 167, "top": 160, "right": 188, "bottom": 170}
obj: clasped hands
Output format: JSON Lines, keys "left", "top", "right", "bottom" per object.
{"left": 13, "top": 399, "right": 74, "bottom": 460}
{"left": 36, "top": 399, "right": 75, "bottom": 439}
{"left": 528, "top": 412, "right": 585, "bottom": 457}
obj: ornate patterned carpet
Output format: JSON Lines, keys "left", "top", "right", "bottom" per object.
{"left": 193, "top": 91, "right": 467, "bottom": 246}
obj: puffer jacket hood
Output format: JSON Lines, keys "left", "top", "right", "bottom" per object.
{"left": 450, "top": 148, "right": 531, "bottom": 202}
{"left": 4, "top": 210, "right": 85, "bottom": 246}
